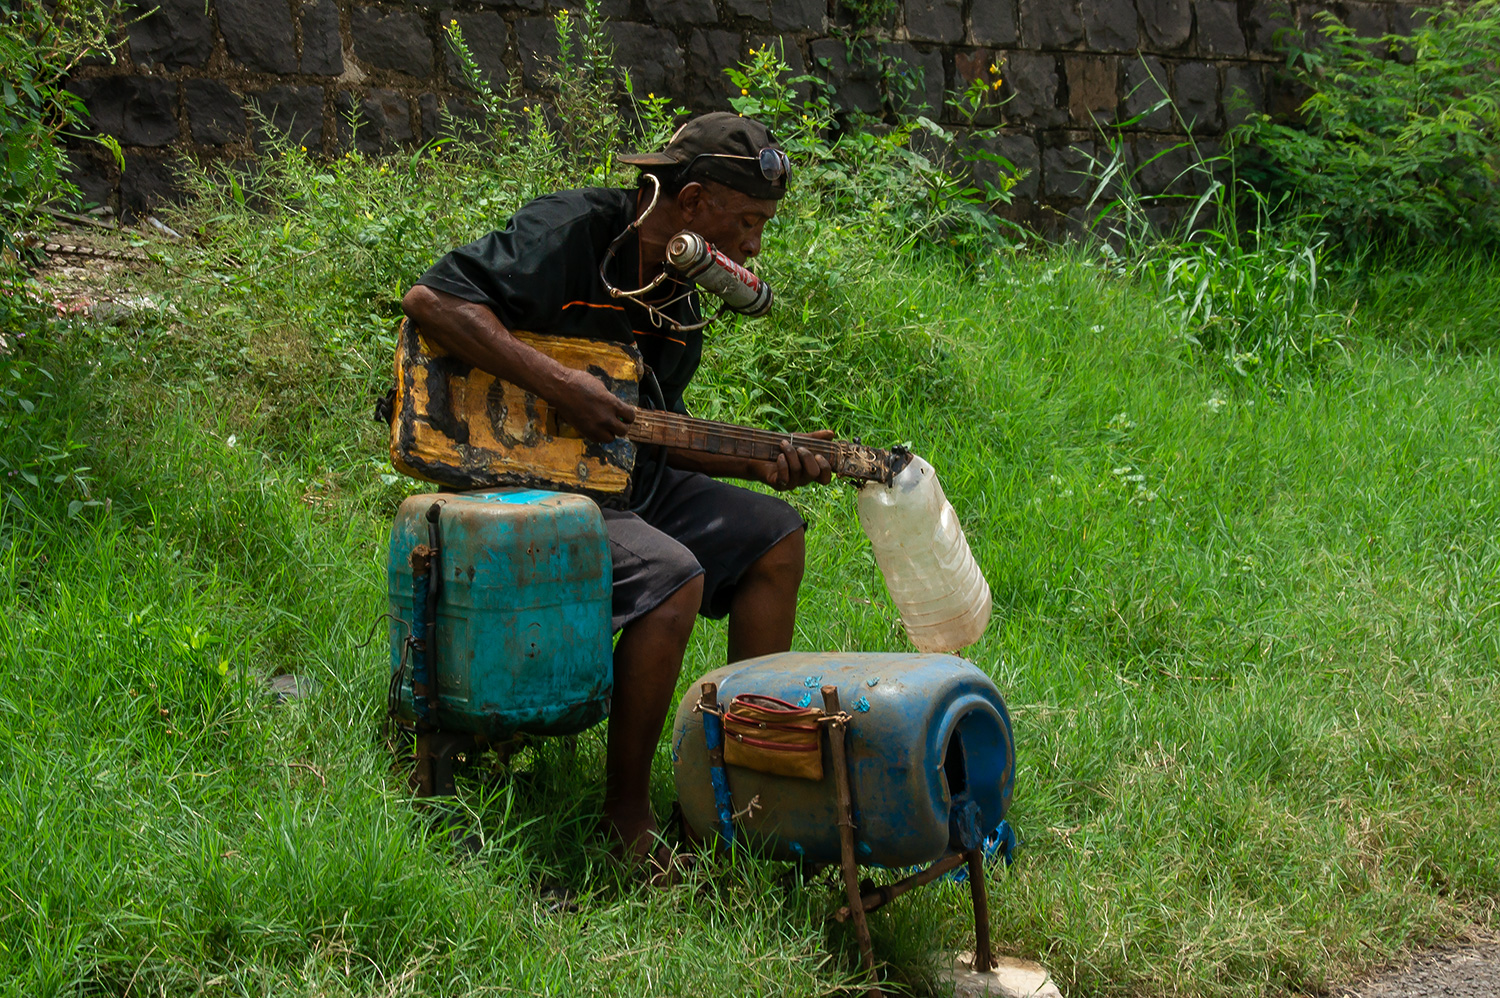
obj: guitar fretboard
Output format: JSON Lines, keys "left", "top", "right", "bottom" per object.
{"left": 627, "top": 410, "right": 905, "bottom": 485}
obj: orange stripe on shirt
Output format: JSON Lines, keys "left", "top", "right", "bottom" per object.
{"left": 561, "top": 299, "right": 625, "bottom": 313}
{"left": 633, "top": 327, "right": 686, "bottom": 346}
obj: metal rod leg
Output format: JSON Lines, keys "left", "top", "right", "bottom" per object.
{"left": 823, "top": 685, "right": 881, "bottom": 997}
{"left": 966, "top": 847, "right": 993, "bottom": 973}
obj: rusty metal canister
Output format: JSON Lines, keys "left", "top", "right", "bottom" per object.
{"left": 387, "top": 490, "right": 613, "bottom": 738}
{"left": 671, "top": 652, "right": 1014, "bottom": 867}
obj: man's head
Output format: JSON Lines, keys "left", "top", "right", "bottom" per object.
{"left": 620, "top": 113, "right": 787, "bottom": 264}
{"left": 620, "top": 112, "right": 789, "bottom": 202}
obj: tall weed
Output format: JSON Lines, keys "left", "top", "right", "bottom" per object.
{"left": 1073, "top": 119, "right": 1348, "bottom": 380}
{"left": 1235, "top": 0, "right": 1500, "bottom": 250}
{"left": 0, "top": 0, "right": 124, "bottom": 254}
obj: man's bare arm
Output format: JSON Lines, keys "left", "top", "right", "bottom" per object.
{"left": 400, "top": 284, "right": 633, "bottom": 443}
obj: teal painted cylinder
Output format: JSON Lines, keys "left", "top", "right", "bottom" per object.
{"left": 671, "top": 652, "right": 1015, "bottom": 867}
{"left": 388, "top": 490, "right": 613, "bottom": 738}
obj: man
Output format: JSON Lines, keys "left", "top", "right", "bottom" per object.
{"left": 400, "top": 113, "right": 833, "bottom": 867}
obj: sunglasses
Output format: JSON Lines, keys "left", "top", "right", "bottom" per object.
{"left": 685, "top": 147, "right": 791, "bottom": 184}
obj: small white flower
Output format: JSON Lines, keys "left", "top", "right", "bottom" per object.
{"left": 226, "top": 434, "right": 237, "bottom": 448}
{"left": 1090, "top": 324, "right": 1104, "bottom": 333}
{"left": 1205, "top": 396, "right": 1227, "bottom": 412}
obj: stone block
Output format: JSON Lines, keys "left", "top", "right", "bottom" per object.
{"left": 770, "top": 0, "right": 826, "bottom": 32}
{"left": 1082, "top": 0, "right": 1137, "bottom": 51}
{"left": 1122, "top": 55, "right": 1171, "bottom": 128}
{"left": 419, "top": 92, "right": 442, "bottom": 138}
{"left": 63, "top": 148, "right": 116, "bottom": 209}
{"left": 1020, "top": 0, "right": 1083, "bottom": 47}
{"left": 1065, "top": 55, "right": 1117, "bottom": 125}
{"left": 1388, "top": 4, "right": 1425, "bottom": 62}
{"left": 78, "top": 76, "right": 179, "bottom": 147}
{"left": 352, "top": 7, "right": 434, "bottom": 77}
{"left": 1001, "top": 51, "right": 1063, "bottom": 126}
{"left": 1041, "top": 141, "right": 1095, "bottom": 199}
{"left": 970, "top": 0, "right": 1018, "bottom": 45}
{"left": 883, "top": 42, "right": 945, "bottom": 115}
{"left": 810, "top": 38, "right": 881, "bottom": 114}
{"left": 354, "top": 88, "right": 414, "bottom": 152}
{"left": 1138, "top": 0, "right": 1192, "bottom": 49}
{"left": 952, "top": 48, "right": 1003, "bottom": 124}
{"left": 591, "top": 0, "right": 634, "bottom": 18}
{"left": 1172, "top": 61, "right": 1219, "bottom": 131}
{"left": 943, "top": 955, "right": 1064, "bottom": 998}
{"left": 1222, "top": 64, "right": 1264, "bottom": 126}
{"left": 300, "top": 0, "right": 344, "bottom": 75}
{"left": 1134, "top": 137, "right": 1197, "bottom": 194}
{"left": 906, "top": 0, "right": 964, "bottom": 42}
{"left": 972, "top": 131, "right": 1040, "bottom": 199}
{"left": 127, "top": 0, "right": 213, "bottom": 69}
{"left": 1195, "top": 0, "right": 1245, "bottom": 53}
{"left": 516, "top": 17, "right": 558, "bottom": 90}
{"left": 726, "top": 0, "right": 771, "bottom": 20}
{"left": 120, "top": 153, "right": 182, "bottom": 217}
{"left": 247, "top": 85, "right": 325, "bottom": 151}
{"left": 1344, "top": 2, "right": 1388, "bottom": 38}
{"left": 688, "top": 29, "right": 745, "bottom": 109}
{"left": 442, "top": 10, "right": 510, "bottom": 90}
{"left": 647, "top": 0, "right": 720, "bottom": 28}
{"left": 219, "top": 0, "right": 298, "bottom": 73}
{"left": 185, "top": 80, "right": 248, "bottom": 144}
{"left": 1244, "top": 0, "right": 1294, "bottom": 53}
{"left": 608, "top": 22, "right": 685, "bottom": 100}
{"left": 1389, "top": 4, "right": 1428, "bottom": 35}
{"left": 418, "top": 92, "right": 485, "bottom": 139}
{"left": 334, "top": 90, "right": 355, "bottom": 150}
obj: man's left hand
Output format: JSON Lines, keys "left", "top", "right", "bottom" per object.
{"left": 764, "top": 431, "right": 835, "bottom": 491}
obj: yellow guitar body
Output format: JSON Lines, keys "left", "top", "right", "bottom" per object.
{"left": 389, "top": 320, "right": 644, "bottom": 500}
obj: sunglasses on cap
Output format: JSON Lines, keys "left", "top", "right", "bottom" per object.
{"left": 684, "top": 147, "right": 791, "bottom": 183}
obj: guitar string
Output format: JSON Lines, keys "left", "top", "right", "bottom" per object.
{"left": 628, "top": 411, "right": 856, "bottom": 457}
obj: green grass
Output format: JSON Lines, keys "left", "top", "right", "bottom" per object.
{"left": 3, "top": 146, "right": 1500, "bottom": 997}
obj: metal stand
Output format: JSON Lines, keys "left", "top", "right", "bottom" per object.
{"left": 410, "top": 729, "right": 479, "bottom": 797}
{"left": 821, "top": 685, "right": 881, "bottom": 997}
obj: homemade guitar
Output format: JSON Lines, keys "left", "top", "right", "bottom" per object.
{"left": 388, "top": 320, "right": 908, "bottom": 502}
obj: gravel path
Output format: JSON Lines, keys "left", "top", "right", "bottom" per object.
{"left": 1336, "top": 940, "right": 1500, "bottom": 998}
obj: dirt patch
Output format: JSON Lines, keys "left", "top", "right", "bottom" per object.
{"left": 1336, "top": 937, "right": 1500, "bottom": 998}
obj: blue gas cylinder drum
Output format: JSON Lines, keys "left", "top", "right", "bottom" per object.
{"left": 671, "top": 652, "right": 1015, "bottom": 868}
{"left": 387, "top": 490, "right": 614, "bottom": 739}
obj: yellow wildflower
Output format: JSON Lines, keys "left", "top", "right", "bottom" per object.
{"left": 740, "top": 88, "right": 749, "bottom": 95}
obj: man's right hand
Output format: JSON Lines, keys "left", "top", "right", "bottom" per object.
{"left": 552, "top": 368, "right": 635, "bottom": 443}
{"left": 402, "top": 286, "right": 635, "bottom": 444}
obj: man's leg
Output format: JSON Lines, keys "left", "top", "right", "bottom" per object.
{"left": 726, "top": 527, "right": 806, "bottom": 663}
{"left": 603, "top": 573, "right": 704, "bottom": 861}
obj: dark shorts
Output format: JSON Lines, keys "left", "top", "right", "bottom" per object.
{"left": 601, "top": 466, "right": 807, "bottom": 632}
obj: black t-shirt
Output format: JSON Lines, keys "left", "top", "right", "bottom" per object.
{"left": 415, "top": 187, "right": 704, "bottom": 415}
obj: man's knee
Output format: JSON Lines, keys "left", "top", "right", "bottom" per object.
{"left": 648, "top": 573, "right": 705, "bottom": 638}
{"left": 748, "top": 528, "right": 807, "bottom": 587}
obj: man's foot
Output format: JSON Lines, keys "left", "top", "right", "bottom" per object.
{"left": 601, "top": 804, "right": 661, "bottom": 865}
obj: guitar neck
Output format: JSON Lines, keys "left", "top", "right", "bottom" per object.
{"left": 627, "top": 410, "right": 906, "bottom": 485}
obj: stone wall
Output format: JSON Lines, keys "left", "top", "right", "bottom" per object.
{"left": 65, "top": 0, "right": 1423, "bottom": 224}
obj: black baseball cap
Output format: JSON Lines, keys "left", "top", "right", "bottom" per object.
{"left": 619, "top": 112, "right": 789, "bottom": 201}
